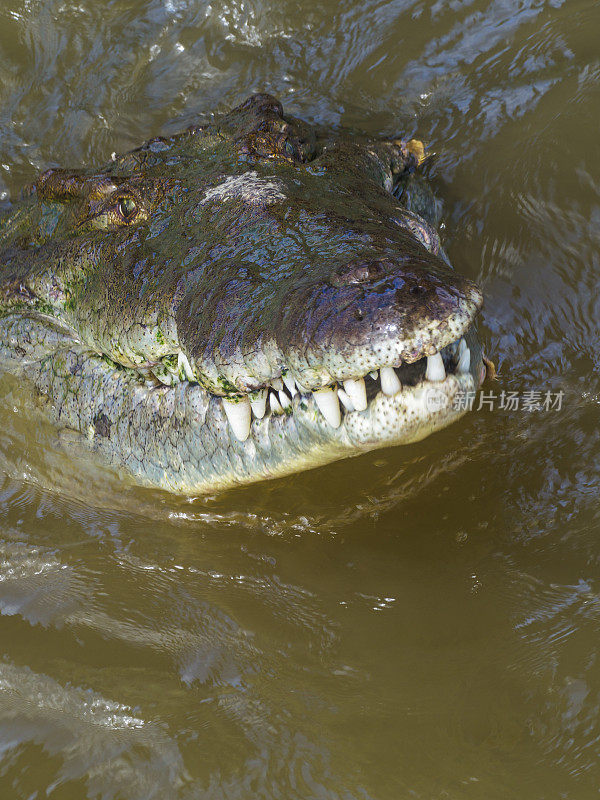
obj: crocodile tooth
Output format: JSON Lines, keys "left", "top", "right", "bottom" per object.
{"left": 338, "top": 388, "right": 355, "bottom": 413}
{"left": 272, "top": 377, "right": 283, "bottom": 391}
{"left": 380, "top": 367, "right": 401, "bottom": 396}
{"left": 177, "top": 351, "right": 196, "bottom": 382}
{"left": 426, "top": 352, "right": 446, "bottom": 382}
{"left": 313, "top": 386, "right": 341, "bottom": 428}
{"left": 222, "top": 396, "right": 251, "bottom": 441}
{"left": 249, "top": 389, "right": 267, "bottom": 419}
{"left": 459, "top": 337, "right": 467, "bottom": 355}
{"left": 151, "top": 368, "right": 175, "bottom": 386}
{"left": 369, "top": 371, "right": 378, "bottom": 380}
{"left": 457, "top": 344, "right": 471, "bottom": 374}
{"left": 283, "top": 374, "right": 297, "bottom": 397}
{"left": 269, "top": 392, "right": 283, "bottom": 415}
{"left": 343, "top": 378, "right": 367, "bottom": 411}
{"left": 278, "top": 390, "right": 292, "bottom": 410}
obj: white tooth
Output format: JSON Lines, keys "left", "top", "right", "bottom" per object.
{"left": 457, "top": 345, "right": 470, "bottom": 373}
{"left": 269, "top": 392, "right": 283, "bottom": 415}
{"left": 278, "top": 390, "right": 292, "bottom": 410}
{"left": 153, "top": 370, "right": 175, "bottom": 386}
{"left": 380, "top": 366, "right": 402, "bottom": 396}
{"left": 313, "top": 386, "right": 341, "bottom": 428}
{"left": 338, "top": 388, "right": 356, "bottom": 413}
{"left": 222, "top": 396, "right": 251, "bottom": 441}
{"left": 426, "top": 352, "right": 446, "bottom": 382}
{"left": 250, "top": 389, "right": 267, "bottom": 419}
{"left": 459, "top": 337, "right": 467, "bottom": 355}
{"left": 343, "top": 378, "right": 367, "bottom": 411}
{"left": 272, "top": 377, "right": 283, "bottom": 391}
{"left": 369, "top": 371, "right": 378, "bottom": 380}
{"left": 282, "top": 374, "right": 297, "bottom": 397}
{"left": 177, "top": 351, "right": 195, "bottom": 382}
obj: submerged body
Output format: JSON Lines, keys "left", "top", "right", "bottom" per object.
{"left": 0, "top": 94, "right": 484, "bottom": 494}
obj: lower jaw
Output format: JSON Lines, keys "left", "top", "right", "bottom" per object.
{"left": 343, "top": 369, "right": 479, "bottom": 449}
{"left": 12, "top": 335, "right": 483, "bottom": 495}
{"left": 237, "top": 359, "right": 483, "bottom": 489}
{"left": 289, "top": 363, "right": 481, "bottom": 452}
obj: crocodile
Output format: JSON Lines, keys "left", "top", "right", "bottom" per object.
{"left": 0, "top": 93, "right": 484, "bottom": 494}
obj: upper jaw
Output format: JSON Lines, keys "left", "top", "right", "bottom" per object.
{"left": 178, "top": 265, "right": 483, "bottom": 397}
{"left": 172, "top": 265, "right": 484, "bottom": 443}
{"left": 280, "top": 280, "right": 483, "bottom": 390}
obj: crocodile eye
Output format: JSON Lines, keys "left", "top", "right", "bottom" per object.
{"left": 117, "top": 196, "right": 137, "bottom": 220}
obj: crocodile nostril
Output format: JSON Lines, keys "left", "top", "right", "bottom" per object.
{"left": 331, "top": 259, "right": 387, "bottom": 287}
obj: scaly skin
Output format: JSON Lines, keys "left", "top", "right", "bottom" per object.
{"left": 0, "top": 94, "right": 484, "bottom": 494}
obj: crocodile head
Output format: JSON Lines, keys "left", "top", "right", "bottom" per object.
{"left": 0, "top": 94, "right": 484, "bottom": 494}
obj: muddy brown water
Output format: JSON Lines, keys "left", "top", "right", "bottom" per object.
{"left": 1, "top": 0, "right": 600, "bottom": 797}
